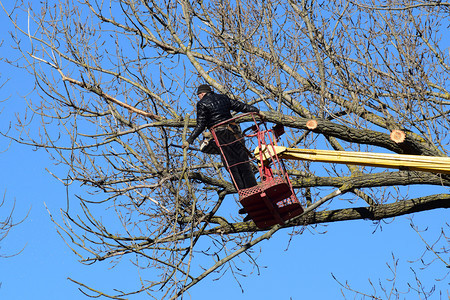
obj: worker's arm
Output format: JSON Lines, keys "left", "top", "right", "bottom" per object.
{"left": 229, "top": 98, "right": 259, "bottom": 114}
{"left": 186, "top": 101, "right": 208, "bottom": 145}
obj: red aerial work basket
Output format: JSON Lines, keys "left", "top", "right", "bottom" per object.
{"left": 210, "top": 113, "right": 304, "bottom": 229}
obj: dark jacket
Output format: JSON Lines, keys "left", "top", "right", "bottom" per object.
{"left": 187, "top": 92, "right": 259, "bottom": 144}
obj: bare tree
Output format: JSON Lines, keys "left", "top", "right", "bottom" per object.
{"left": 1, "top": 0, "right": 449, "bottom": 298}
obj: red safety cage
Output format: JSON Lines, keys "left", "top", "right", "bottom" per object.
{"left": 210, "top": 113, "right": 304, "bottom": 229}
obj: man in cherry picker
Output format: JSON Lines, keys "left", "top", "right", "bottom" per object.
{"left": 182, "top": 84, "right": 262, "bottom": 190}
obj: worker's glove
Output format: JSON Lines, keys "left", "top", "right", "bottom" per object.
{"left": 181, "top": 141, "right": 190, "bottom": 149}
{"left": 258, "top": 111, "right": 267, "bottom": 121}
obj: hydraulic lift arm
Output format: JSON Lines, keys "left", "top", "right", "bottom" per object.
{"left": 255, "top": 145, "right": 450, "bottom": 175}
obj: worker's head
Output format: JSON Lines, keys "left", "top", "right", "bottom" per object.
{"left": 196, "top": 84, "right": 212, "bottom": 99}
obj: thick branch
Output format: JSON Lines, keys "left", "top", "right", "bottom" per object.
{"left": 294, "top": 171, "right": 450, "bottom": 189}
{"left": 206, "top": 193, "right": 450, "bottom": 234}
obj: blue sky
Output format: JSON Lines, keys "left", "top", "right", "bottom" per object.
{"left": 0, "top": 3, "right": 448, "bottom": 300}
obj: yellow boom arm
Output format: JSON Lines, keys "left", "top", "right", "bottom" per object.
{"left": 254, "top": 145, "right": 450, "bottom": 175}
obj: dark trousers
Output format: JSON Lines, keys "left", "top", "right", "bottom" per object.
{"left": 215, "top": 126, "right": 257, "bottom": 190}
